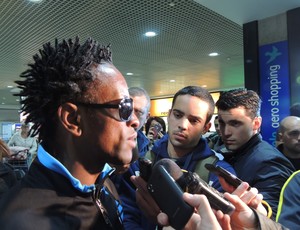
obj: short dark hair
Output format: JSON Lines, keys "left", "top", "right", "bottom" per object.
{"left": 172, "top": 86, "right": 215, "bottom": 124}
{"left": 145, "top": 116, "right": 166, "bottom": 135}
{"left": 215, "top": 88, "right": 261, "bottom": 119}
{"left": 14, "top": 37, "right": 112, "bottom": 141}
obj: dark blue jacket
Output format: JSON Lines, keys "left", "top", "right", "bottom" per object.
{"left": 119, "top": 134, "right": 236, "bottom": 230}
{"left": 228, "top": 134, "right": 294, "bottom": 219}
{"left": 276, "top": 170, "right": 300, "bottom": 229}
{"left": 136, "top": 130, "right": 150, "bottom": 158}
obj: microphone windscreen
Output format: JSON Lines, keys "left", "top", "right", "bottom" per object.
{"left": 152, "top": 158, "right": 183, "bottom": 180}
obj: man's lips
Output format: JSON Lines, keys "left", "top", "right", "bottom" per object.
{"left": 224, "top": 140, "right": 235, "bottom": 145}
{"left": 128, "top": 132, "right": 138, "bottom": 146}
{"left": 173, "top": 132, "right": 187, "bottom": 140}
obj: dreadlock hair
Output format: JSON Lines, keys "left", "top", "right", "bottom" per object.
{"left": 215, "top": 88, "right": 261, "bottom": 119}
{"left": 171, "top": 86, "right": 215, "bottom": 125}
{"left": 14, "top": 36, "right": 112, "bottom": 142}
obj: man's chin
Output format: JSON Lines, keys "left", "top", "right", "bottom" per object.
{"left": 226, "top": 146, "right": 239, "bottom": 152}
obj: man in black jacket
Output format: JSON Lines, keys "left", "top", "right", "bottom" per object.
{"left": 0, "top": 37, "right": 139, "bottom": 229}
{"left": 215, "top": 88, "right": 294, "bottom": 219}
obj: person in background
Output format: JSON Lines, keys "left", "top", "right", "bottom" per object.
{"left": 208, "top": 116, "right": 231, "bottom": 161}
{"left": 276, "top": 116, "right": 300, "bottom": 170}
{"left": 8, "top": 123, "right": 38, "bottom": 161}
{"left": 145, "top": 116, "right": 166, "bottom": 149}
{"left": 207, "top": 115, "right": 227, "bottom": 153}
{"left": 276, "top": 169, "right": 300, "bottom": 229}
{"left": 122, "top": 86, "right": 236, "bottom": 229}
{"left": 0, "top": 139, "right": 18, "bottom": 199}
{"left": 110, "top": 87, "right": 151, "bottom": 189}
{"left": 215, "top": 88, "right": 294, "bottom": 219}
{"left": 0, "top": 36, "right": 140, "bottom": 229}
{"left": 129, "top": 87, "right": 151, "bottom": 157}
{"left": 110, "top": 87, "right": 151, "bottom": 226}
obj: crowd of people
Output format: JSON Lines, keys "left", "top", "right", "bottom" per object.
{"left": 0, "top": 36, "right": 299, "bottom": 229}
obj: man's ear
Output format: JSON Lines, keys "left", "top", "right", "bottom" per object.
{"left": 253, "top": 116, "right": 262, "bottom": 131}
{"left": 277, "top": 132, "right": 284, "bottom": 142}
{"left": 203, "top": 121, "right": 212, "bottom": 134}
{"left": 167, "top": 109, "right": 171, "bottom": 122}
{"left": 146, "top": 112, "right": 150, "bottom": 120}
{"left": 57, "top": 103, "right": 82, "bottom": 136}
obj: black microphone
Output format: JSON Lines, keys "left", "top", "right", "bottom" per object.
{"left": 146, "top": 159, "right": 194, "bottom": 229}
{"left": 150, "top": 158, "right": 235, "bottom": 215}
{"left": 151, "top": 158, "right": 183, "bottom": 180}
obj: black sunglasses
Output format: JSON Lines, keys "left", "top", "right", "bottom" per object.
{"left": 78, "top": 98, "right": 133, "bottom": 122}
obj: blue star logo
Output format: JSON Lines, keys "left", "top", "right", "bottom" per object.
{"left": 265, "top": 46, "right": 282, "bottom": 64}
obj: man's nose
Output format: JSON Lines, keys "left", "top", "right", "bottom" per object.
{"left": 178, "top": 118, "right": 189, "bottom": 130}
{"left": 128, "top": 112, "right": 140, "bottom": 130}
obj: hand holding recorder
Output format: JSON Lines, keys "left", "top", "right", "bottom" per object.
{"left": 205, "top": 163, "right": 251, "bottom": 191}
{"left": 135, "top": 157, "right": 268, "bottom": 229}
{"left": 139, "top": 157, "right": 236, "bottom": 229}
{"left": 205, "top": 163, "right": 269, "bottom": 217}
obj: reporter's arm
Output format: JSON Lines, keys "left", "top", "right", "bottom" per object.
{"left": 254, "top": 209, "right": 288, "bottom": 230}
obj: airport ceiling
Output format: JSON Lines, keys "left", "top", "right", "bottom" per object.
{"left": 0, "top": 0, "right": 299, "bottom": 121}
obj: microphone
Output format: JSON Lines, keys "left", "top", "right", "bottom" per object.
{"left": 152, "top": 158, "right": 183, "bottom": 180}
{"left": 146, "top": 159, "right": 194, "bottom": 229}
{"left": 150, "top": 158, "right": 235, "bottom": 215}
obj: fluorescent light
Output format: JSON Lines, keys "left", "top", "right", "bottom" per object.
{"left": 170, "top": 80, "right": 175, "bottom": 83}
{"left": 7, "top": 85, "right": 14, "bottom": 88}
{"left": 209, "top": 52, "right": 219, "bottom": 57}
{"left": 126, "top": 73, "right": 133, "bottom": 76}
{"left": 145, "top": 31, "right": 157, "bottom": 37}
{"left": 28, "top": 0, "right": 43, "bottom": 2}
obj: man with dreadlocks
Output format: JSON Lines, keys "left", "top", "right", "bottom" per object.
{"left": 0, "top": 37, "right": 139, "bottom": 229}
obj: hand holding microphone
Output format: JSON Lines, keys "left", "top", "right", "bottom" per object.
{"left": 138, "top": 158, "right": 235, "bottom": 229}
{"left": 146, "top": 159, "right": 235, "bottom": 214}
{"left": 137, "top": 157, "right": 266, "bottom": 229}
